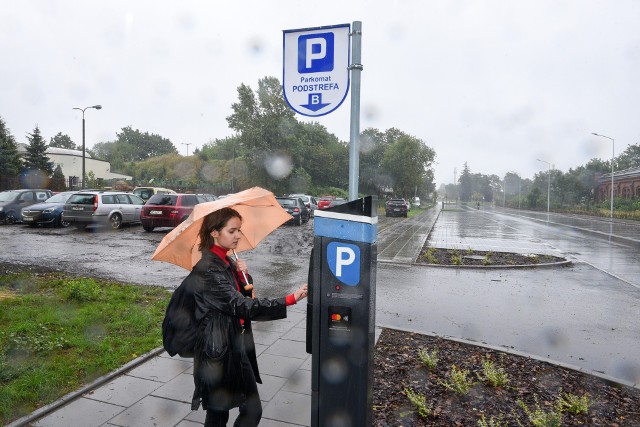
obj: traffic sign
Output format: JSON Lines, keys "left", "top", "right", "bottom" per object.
{"left": 283, "top": 24, "right": 350, "bottom": 117}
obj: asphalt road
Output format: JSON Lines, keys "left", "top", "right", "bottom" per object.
{"left": 1, "top": 209, "right": 639, "bottom": 385}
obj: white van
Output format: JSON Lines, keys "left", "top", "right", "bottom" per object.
{"left": 133, "top": 187, "right": 177, "bottom": 203}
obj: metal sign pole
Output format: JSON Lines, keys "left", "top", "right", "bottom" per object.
{"left": 348, "top": 21, "right": 362, "bottom": 201}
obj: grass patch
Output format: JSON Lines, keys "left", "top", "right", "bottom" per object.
{"left": 0, "top": 272, "right": 171, "bottom": 425}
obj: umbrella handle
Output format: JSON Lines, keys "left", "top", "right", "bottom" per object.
{"left": 233, "top": 250, "right": 255, "bottom": 298}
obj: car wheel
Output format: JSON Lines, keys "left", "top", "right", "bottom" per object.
{"left": 296, "top": 215, "right": 302, "bottom": 226}
{"left": 404, "top": 213, "right": 408, "bottom": 218}
{"left": 58, "top": 215, "right": 71, "bottom": 228}
{"left": 5, "top": 211, "right": 18, "bottom": 225}
{"left": 109, "top": 213, "right": 123, "bottom": 230}
{"left": 143, "top": 225, "right": 154, "bottom": 232}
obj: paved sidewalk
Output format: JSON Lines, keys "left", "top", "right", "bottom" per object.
{"left": 19, "top": 306, "right": 382, "bottom": 427}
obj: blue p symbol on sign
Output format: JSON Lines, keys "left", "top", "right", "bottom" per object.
{"left": 327, "top": 242, "right": 360, "bottom": 286}
{"left": 298, "top": 32, "right": 334, "bottom": 73}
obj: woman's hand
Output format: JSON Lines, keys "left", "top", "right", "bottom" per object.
{"left": 236, "top": 259, "right": 249, "bottom": 274}
{"left": 294, "top": 284, "right": 308, "bottom": 302}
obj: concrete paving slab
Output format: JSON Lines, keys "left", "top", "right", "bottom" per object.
{"left": 252, "top": 319, "right": 298, "bottom": 333}
{"left": 282, "top": 369, "right": 312, "bottom": 395}
{"left": 282, "top": 325, "right": 307, "bottom": 342}
{"left": 262, "top": 391, "right": 311, "bottom": 426}
{"left": 126, "top": 356, "right": 191, "bottom": 383}
{"left": 257, "top": 374, "right": 288, "bottom": 401}
{"left": 32, "top": 398, "right": 124, "bottom": 427}
{"left": 83, "top": 374, "right": 163, "bottom": 407}
{"left": 257, "top": 353, "right": 306, "bottom": 378}
{"left": 252, "top": 330, "right": 284, "bottom": 346}
{"left": 107, "top": 395, "right": 192, "bottom": 427}
{"left": 151, "top": 373, "right": 193, "bottom": 403}
{"left": 259, "top": 419, "right": 306, "bottom": 427}
{"left": 264, "top": 338, "right": 308, "bottom": 359}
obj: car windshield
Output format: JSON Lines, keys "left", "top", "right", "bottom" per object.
{"left": 45, "top": 193, "right": 74, "bottom": 203}
{"left": 0, "top": 192, "right": 19, "bottom": 202}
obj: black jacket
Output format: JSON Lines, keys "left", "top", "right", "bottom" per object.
{"left": 189, "top": 249, "right": 288, "bottom": 411}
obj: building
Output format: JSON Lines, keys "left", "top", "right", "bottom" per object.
{"left": 17, "top": 144, "right": 132, "bottom": 188}
{"left": 595, "top": 166, "right": 640, "bottom": 201}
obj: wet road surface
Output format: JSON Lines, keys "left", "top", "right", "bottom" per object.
{"left": 1, "top": 209, "right": 639, "bottom": 384}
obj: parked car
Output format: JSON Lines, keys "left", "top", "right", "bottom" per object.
{"left": 288, "top": 194, "right": 318, "bottom": 216}
{"left": 196, "top": 193, "right": 218, "bottom": 202}
{"left": 276, "top": 197, "right": 310, "bottom": 226}
{"left": 132, "top": 187, "right": 177, "bottom": 203}
{"left": 21, "top": 191, "right": 77, "bottom": 227}
{"left": 326, "top": 198, "right": 348, "bottom": 209}
{"left": 62, "top": 190, "right": 145, "bottom": 229}
{"left": 0, "top": 189, "right": 53, "bottom": 224}
{"left": 385, "top": 198, "right": 409, "bottom": 217}
{"left": 317, "top": 196, "right": 336, "bottom": 210}
{"left": 141, "top": 193, "right": 201, "bottom": 231}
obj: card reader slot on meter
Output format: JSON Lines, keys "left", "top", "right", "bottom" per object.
{"left": 328, "top": 306, "right": 351, "bottom": 332}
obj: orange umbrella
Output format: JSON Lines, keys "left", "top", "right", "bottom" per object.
{"left": 151, "top": 187, "right": 292, "bottom": 271}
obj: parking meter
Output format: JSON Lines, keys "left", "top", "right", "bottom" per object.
{"left": 306, "top": 196, "right": 377, "bottom": 427}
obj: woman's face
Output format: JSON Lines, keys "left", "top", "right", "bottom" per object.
{"left": 210, "top": 216, "right": 242, "bottom": 250}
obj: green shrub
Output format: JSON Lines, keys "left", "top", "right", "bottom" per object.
{"left": 61, "top": 278, "right": 101, "bottom": 302}
{"left": 418, "top": 348, "right": 439, "bottom": 369}
{"left": 404, "top": 387, "right": 431, "bottom": 419}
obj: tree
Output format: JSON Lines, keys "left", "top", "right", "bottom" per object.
{"left": 458, "top": 162, "right": 473, "bottom": 201}
{"left": 0, "top": 116, "right": 23, "bottom": 187}
{"left": 616, "top": 143, "right": 640, "bottom": 170}
{"left": 50, "top": 164, "right": 66, "bottom": 191}
{"left": 49, "top": 132, "right": 77, "bottom": 150}
{"left": 115, "top": 126, "right": 177, "bottom": 161}
{"left": 24, "top": 125, "right": 53, "bottom": 176}
{"left": 380, "top": 132, "right": 435, "bottom": 198}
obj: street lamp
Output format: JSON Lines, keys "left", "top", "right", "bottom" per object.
{"left": 592, "top": 132, "right": 615, "bottom": 219}
{"left": 182, "top": 143, "right": 192, "bottom": 157}
{"left": 72, "top": 105, "right": 102, "bottom": 189}
{"left": 536, "top": 158, "right": 551, "bottom": 213}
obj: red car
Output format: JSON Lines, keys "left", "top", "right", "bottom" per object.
{"left": 317, "top": 196, "right": 335, "bottom": 210}
{"left": 141, "top": 193, "right": 202, "bottom": 231}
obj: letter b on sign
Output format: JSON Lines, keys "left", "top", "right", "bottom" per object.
{"left": 298, "top": 32, "right": 334, "bottom": 73}
{"left": 327, "top": 242, "right": 360, "bottom": 286}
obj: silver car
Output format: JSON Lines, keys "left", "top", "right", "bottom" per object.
{"left": 288, "top": 194, "right": 318, "bottom": 217}
{"left": 62, "top": 191, "right": 145, "bottom": 230}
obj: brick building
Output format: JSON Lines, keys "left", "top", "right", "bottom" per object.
{"left": 595, "top": 166, "right": 640, "bottom": 201}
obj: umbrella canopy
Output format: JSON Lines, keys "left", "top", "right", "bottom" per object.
{"left": 151, "top": 187, "right": 292, "bottom": 270}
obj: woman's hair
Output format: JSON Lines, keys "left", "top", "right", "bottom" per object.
{"left": 198, "top": 207, "right": 243, "bottom": 251}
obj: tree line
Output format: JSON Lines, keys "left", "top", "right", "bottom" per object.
{"left": 1, "top": 76, "right": 436, "bottom": 200}
{"left": 444, "top": 144, "right": 640, "bottom": 212}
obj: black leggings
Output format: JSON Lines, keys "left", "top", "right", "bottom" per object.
{"left": 204, "top": 354, "right": 262, "bottom": 427}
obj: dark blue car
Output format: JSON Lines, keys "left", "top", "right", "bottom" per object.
{"left": 21, "top": 191, "right": 77, "bottom": 227}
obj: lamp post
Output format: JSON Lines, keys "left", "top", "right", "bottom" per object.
{"left": 592, "top": 132, "right": 615, "bottom": 219}
{"left": 536, "top": 158, "right": 551, "bottom": 213}
{"left": 182, "top": 143, "right": 192, "bottom": 157}
{"left": 72, "top": 105, "right": 102, "bottom": 189}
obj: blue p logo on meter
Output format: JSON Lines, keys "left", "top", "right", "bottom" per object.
{"left": 327, "top": 242, "right": 360, "bottom": 286}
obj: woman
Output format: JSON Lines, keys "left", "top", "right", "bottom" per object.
{"left": 190, "top": 207, "right": 308, "bottom": 427}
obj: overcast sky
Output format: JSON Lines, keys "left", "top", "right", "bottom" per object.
{"left": 2, "top": 0, "right": 639, "bottom": 187}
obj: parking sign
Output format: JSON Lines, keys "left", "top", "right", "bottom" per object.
{"left": 283, "top": 24, "right": 350, "bottom": 117}
{"left": 327, "top": 241, "right": 360, "bottom": 286}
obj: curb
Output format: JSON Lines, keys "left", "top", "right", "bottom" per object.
{"left": 376, "top": 325, "right": 639, "bottom": 390}
{"left": 7, "top": 347, "right": 165, "bottom": 427}
{"left": 412, "top": 259, "right": 573, "bottom": 269}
